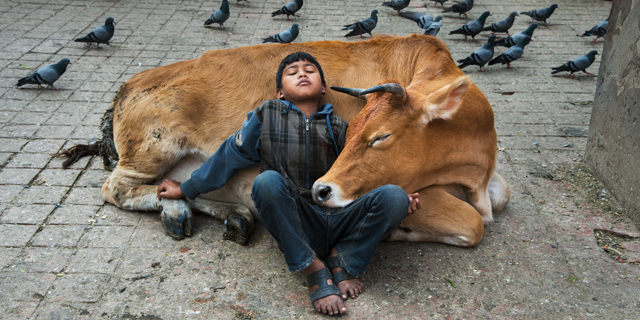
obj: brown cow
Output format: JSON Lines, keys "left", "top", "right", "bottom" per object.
{"left": 65, "top": 34, "right": 508, "bottom": 245}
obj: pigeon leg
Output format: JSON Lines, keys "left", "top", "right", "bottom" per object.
{"left": 295, "top": 14, "right": 300, "bottom": 17}
{"left": 506, "top": 63, "right": 512, "bottom": 69}
{"left": 49, "top": 84, "right": 59, "bottom": 91}
{"left": 593, "top": 37, "right": 598, "bottom": 43}
{"left": 478, "top": 67, "right": 485, "bottom": 72}
{"left": 586, "top": 72, "right": 595, "bottom": 76}
{"left": 472, "top": 37, "right": 478, "bottom": 42}
{"left": 464, "top": 35, "right": 468, "bottom": 40}
{"left": 397, "top": 10, "right": 401, "bottom": 14}
{"left": 463, "top": 13, "right": 468, "bottom": 18}
{"left": 37, "top": 84, "right": 43, "bottom": 88}
{"left": 569, "top": 73, "right": 573, "bottom": 79}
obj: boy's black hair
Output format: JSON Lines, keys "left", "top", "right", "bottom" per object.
{"left": 276, "top": 52, "right": 326, "bottom": 89}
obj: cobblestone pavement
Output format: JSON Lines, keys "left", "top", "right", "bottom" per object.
{"left": 1, "top": 0, "right": 639, "bottom": 319}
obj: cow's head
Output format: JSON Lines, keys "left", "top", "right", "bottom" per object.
{"left": 312, "top": 76, "right": 474, "bottom": 208}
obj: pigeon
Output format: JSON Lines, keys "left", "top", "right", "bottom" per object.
{"left": 449, "top": 11, "right": 490, "bottom": 41}
{"left": 16, "top": 58, "right": 71, "bottom": 90}
{"left": 74, "top": 17, "right": 116, "bottom": 48}
{"left": 488, "top": 37, "right": 531, "bottom": 68}
{"left": 263, "top": 23, "right": 299, "bottom": 43}
{"left": 382, "top": 0, "right": 410, "bottom": 13}
{"left": 495, "top": 23, "right": 538, "bottom": 47}
{"left": 343, "top": 9, "right": 378, "bottom": 37}
{"left": 457, "top": 35, "right": 496, "bottom": 71}
{"left": 582, "top": 18, "right": 608, "bottom": 43}
{"left": 430, "top": 0, "right": 448, "bottom": 8}
{"left": 424, "top": 16, "right": 443, "bottom": 36}
{"left": 442, "top": 0, "right": 473, "bottom": 18}
{"left": 483, "top": 11, "right": 518, "bottom": 35}
{"left": 551, "top": 50, "right": 598, "bottom": 78}
{"left": 398, "top": 11, "right": 433, "bottom": 30}
{"left": 272, "top": 0, "right": 303, "bottom": 20}
{"left": 205, "top": 0, "right": 230, "bottom": 28}
{"left": 521, "top": 4, "right": 558, "bottom": 24}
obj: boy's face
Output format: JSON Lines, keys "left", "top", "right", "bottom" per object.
{"left": 277, "top": 60, "right": 326, "bottom": 103}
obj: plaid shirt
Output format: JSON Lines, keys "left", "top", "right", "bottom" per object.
{"left": 180, "top": 99, "right": 348, "bottom": 202}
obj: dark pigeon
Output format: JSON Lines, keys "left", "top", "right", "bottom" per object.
{"left": 488, "top": 37, "right": 531, "bottom": 68}
{"left": 205, "top": 0, "right": 230, "bottom": 28}
{"left": 424, "top": 16, "right": 443, "bottom": 36}
{"left": 382, "top": 0, "right": 410, "bottom": 13}
{"left": 263, "top": 23, "right": 299, "bottom": 43}
{"left": 483, "top": 11, "right": 518, "bottom": 35}
{"left": 442, "top": 0, "right": 473, "bottom": 18}
{"left": 582, "top": 18, "right": 608, "bottom": 43}
{"left": 551, "top": 50, "right": 598, "bottom": 78}
{"left": 74, "top": 17, "right": 116, "bottom": 48}
{"left": 457, "top": 35, "right": 496, "bottom": 71}
{"left": 521, "top": 4, "right": 558, "bottom": 24}
{"left": 272, "top": 0, "right": 303, "bottom": 20}
{"left": 495, "top": 23, "right": 538, "bottom": 47}
{"left": 449, "top": 11, "right": 490, "bottom": 41}
{"left": 343, "top": 9, "right": 379, "bottom": 37}
{"left": 430, "top": 0, "right": 448, "bottom": 8}
{"left": 16, "top": 58, "right": 71, "bottom": 90}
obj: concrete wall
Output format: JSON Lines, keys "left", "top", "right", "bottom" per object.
{"left": 587, "top": 0, "right": 640, "bottom": 223}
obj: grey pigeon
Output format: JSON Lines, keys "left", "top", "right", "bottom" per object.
{"left": 272, "top": 0, "right": 303, "bottom": 20}
{"left": 495, "top": 23, "right": 538, "bottom": 47}
{"left": 74, "top": 17, "right": 116, "bottom": 48}
{"left": 430, "top": 0, "right": 448, "bottom": 8}
{"left": 424, "top": 16, "right": 443, "bottom": 36}
{"left": 263, "top": 23, "right": 299, "bottom": 43}
{"left": 582, "top": 18, "right": 608, "bottom": 43}
{"left": 488, "top": 37, "right": 531, "bottom": 68}
{"left": 521, "top": 4, "right": 558, "bottom": 24}
{"left": 343, "top": 9, "right": 378, "bottom": 37}
{"left": 449, "top": 11, "right": 490, "bottom": 41}
{"left": 382, "top": 0, "right": 410, "bottom": 13}
{"left": 205, "top": 0, "right": 230, "bottom": 28}
{"left": 442, "top": 0, "right": 473, "bottom": 18}
{"left": 16, "top": 58, "right": 71, "bottom": 90}
{"left": 398, "top": 11, "right": 433, "bottom": 30}
{"left": 551, "top": 50, "right": 598, "bottom": 78}
{"left": 483, "top": 11, "right": 518, "bottom": 35}
{"left": 457, "top": 35, "right": 496, "bottom": 71}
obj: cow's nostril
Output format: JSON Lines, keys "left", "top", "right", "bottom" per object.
{"left": 317, "top": 186, "right": 331, "bottom": 201}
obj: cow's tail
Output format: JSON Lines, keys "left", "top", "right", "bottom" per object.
{"left": 54, "top": 86, "right": 123, "bottom": 170}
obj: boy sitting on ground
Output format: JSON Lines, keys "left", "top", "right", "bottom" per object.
{"left": 157, "top": 52, "right": 420, "bottom": 315}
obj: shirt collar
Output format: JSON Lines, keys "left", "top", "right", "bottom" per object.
{"left": 280, "top": 100, "right": 333, "bottom": 115}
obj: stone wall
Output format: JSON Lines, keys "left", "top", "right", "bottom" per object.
{"left": 587, "top": 0, "right": 640, "bottom": 224}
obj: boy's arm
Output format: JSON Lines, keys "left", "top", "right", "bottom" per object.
{"left": 176, "top": 111, "right": 263, "bottom": 200}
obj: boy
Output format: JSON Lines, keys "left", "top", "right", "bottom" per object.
{"left": 157, "top": 52, "right": 421, "bottom": 315}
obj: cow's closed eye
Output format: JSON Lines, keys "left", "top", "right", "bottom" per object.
{"left": 369, "top": 134, "right": 391, "bottom": 147}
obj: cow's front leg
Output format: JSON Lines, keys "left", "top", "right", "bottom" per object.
{"left": 160, "top": 198, "right": 193, "bottom": 239}
{"left": 189, "top": 199, "right": 254, "bottom": 245}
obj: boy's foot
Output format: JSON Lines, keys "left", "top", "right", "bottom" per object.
{"left": 305, "top": 258, "right": 347, "bottom": 315}
{"left": 326, "top": 255, "right": 365, "bottom": 300}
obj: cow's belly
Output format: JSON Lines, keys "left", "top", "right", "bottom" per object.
{"left": 159, "top": 154, "right": 259, "bottom": 214}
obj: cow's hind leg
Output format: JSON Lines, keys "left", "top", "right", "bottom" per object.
{"left": 102, "top": 168, "right": 193, "bottom": 239}
{"left": 489, "top": 171, "right": 510, "bottom": 213}
{"left": 387, "top": 185, "right": 484, "bottom": 247}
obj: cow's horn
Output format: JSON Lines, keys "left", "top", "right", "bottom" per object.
{"left": 330, "top": 86, "right": 367, "bottom": 100}
{"left": 360, "top": 83, "right": 406, "bottom": 102}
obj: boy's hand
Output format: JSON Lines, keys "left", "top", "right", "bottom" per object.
{"left": 407, "top": 193, "right": 421, "bottom": 216}
{"left": 157, "top": 179, "right": 185, "bottom": 200}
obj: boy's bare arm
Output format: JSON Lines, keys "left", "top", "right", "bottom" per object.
{"left": 157, "top": 179, "right": 184, "bottom": 200}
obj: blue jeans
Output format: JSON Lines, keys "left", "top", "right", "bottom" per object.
{"left": 251, "top": 170, "right": 408, "bottom": 277}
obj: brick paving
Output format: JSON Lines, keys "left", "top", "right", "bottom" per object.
{"left": 1, "top": 0, "right": 639, "bottom": 319}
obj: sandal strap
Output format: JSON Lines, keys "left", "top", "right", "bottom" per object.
{"left": 306, "top": 267, "right": 341, "bottom": 304}
{"left": 332, "top": 270, "right": 355, "bottom": 284}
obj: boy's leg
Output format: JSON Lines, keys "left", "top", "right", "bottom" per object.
{"left": 328, "top": 185, "right": 409, "bottom": 296}
{"left": 251, "top": 170, "right": 346, "bottom": 314}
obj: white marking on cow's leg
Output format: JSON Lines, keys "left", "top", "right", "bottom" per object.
{"left": 387, "top": 228, "right": 476, "bottom": 247}
{"left": 488, "top": 171, "right": 510, "bottom": 213}
{"left": 468, "top": 187, "right": 494, "bottom": 224}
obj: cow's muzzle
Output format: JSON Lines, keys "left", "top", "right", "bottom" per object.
{"left": 312, "top": 181, "right": 352, "bottom": 208}
{"left": 312, "top": 184, "right": 332, "bottom": 205}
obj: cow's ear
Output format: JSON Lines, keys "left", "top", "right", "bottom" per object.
{"left": 423, "top": 76, "right": 470, "bottom": 121}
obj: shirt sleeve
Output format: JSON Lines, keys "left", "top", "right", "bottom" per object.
{"left": 180, "top": 111, "right": 262, "bottom": 200}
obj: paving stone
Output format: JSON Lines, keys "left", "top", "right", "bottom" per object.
{"left": 0, "top": 138, "right": 28, "bottom": 152}
{"left": 47, "top": 273, "right": 111, "bottom": 303}
{"left": 15, "top": 185, "right": 68, "bottom": 205}
{"left": 0, "top": 301, "right": 39, "bottom": 320}
{"left": 65, "top": 187, "right": 104, "bottom": 205}
{"left": 0, "top": 224, "right": 39, "bottom": 247}
{"left": 33, "top": 124, "right": 76, "bottom": 139}
{"left": 0, "top": 204, "right": 53, "bottom": 224}
{"left": 17, "top": 247, "right": 74, "bottom": 273}
{"left": 94, "top": 204, "right": 141, "bottom": 226}
{"left": 75, "top": 169, "right": 109, "bottom": 188}
{"left": 0, "top": 247, "right": 22, "bottom": 268}
{"left": 78, "top": 225, "right": 134, "bottom": 248}
{"left": 0, "top": 168, "right": 40, "bottom": 185}
{"left": 4, "top": 152, "right": 51, "bottom": 168}
{"left": 49, "top": 204, "right": 100, "bottom": 225}
{"left": 20, "top": 139, "right": 66, "bottom": 154}
{"left": 0, "top": 272, "right": 56, "bottom": 301}
{"left": 30, "top": 225, "right": 85, "bottom": 248}
{"left": 35, "top": 168, "right": 81, "bottom": 187}
{"left": 0, "top": 124, "right": 40, "bottom": 138}
{"left": 32, "top": 302, "right": 95, "bottom": 320}
{"left": 67, "top": 247, "right": 124, "bottom": 273}
{"left": 0, "top": 185, "right": 23, "bottom": 203}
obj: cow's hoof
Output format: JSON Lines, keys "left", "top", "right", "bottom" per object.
{"left": 223, "top": 212, "right": 253, "bottom": 245}
{"left": 160, "top": 199, "right": 193, "bottom": 240}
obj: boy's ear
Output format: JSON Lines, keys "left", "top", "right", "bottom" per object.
{"left": 321, "top": 83, "right": 327, "bottom": 95}
{"left": 276, "top": 88, "right": 284, "bottom": 99}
